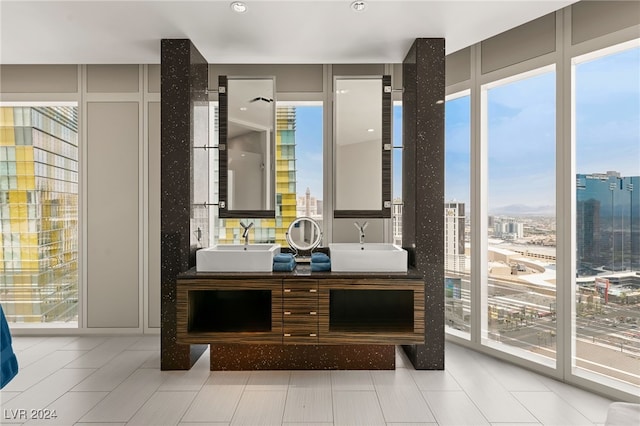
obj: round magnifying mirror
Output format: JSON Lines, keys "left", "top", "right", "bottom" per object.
{"left": 286, "top": 217, "right": 322, "bottom": 259}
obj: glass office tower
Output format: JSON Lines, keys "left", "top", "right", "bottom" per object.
{"left": 577, "top": 172, "right": 640, "bottom": 274}
{"left": 0, "top": 106, "right": 79, "bottom": 323}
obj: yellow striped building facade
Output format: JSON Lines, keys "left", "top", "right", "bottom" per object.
{"left": 0, "top": 106, "right": 78, "bottom": 323}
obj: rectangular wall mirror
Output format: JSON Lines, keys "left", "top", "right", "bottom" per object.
{"left": 334, "top": 75, "right": 391, "bottom": 218}
{"left": 218, "top": 75, "right": 276, "bottom": 218}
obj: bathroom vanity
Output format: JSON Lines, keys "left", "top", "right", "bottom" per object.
{"left": 176, "top": 266, "right": 424, "bottom": 370}
{"left": 161, "top": 38, "right": 444, "bottom": 371}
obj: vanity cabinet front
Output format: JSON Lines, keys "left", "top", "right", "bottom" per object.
{"left": 319, "top": 279, "right": 424, "bottom": 344}
{"left": 177, "top": 278, "right": 283, "bottom": 344}
{"left": 177, "top": 274, "right": 424, "bottom": 346}
{"left": 282, "top": 279, "right": 319, "bottom": 344}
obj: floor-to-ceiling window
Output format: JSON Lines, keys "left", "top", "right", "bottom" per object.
{"left": 445, "top": 92, "right": 471, "bottom": 337}
{"left": 573, "top": 43, "right": 640, "bottom": 388}
{"left": 482, "top": 67, "right": 557, "bottom": 366}
{"left": 0, "top": 104, "right": 79, "bottom": 326}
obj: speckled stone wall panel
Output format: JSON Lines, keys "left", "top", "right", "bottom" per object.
{"left": 209, "top": 345, "right": 395, "bottom": 370}
{"left": 401, "top": 38, "right": 446, "bottom": 370}
{"left": 161, "top": 39, "right": 208, "bottom": 370}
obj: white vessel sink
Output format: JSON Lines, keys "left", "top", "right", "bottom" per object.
{"left": 329, "top": 243, "right": 408, "bottom": 272}
{"left": 196, "top": 244, "right": 281, "bottom": 272}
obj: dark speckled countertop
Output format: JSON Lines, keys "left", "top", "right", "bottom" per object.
{"left": 178, "top": 264, "right": 424, "bottom": 280}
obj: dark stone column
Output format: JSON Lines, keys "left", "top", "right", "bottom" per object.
{"left": 160, "top": 39, "right": 208, "bottom": 370}
{"left": 401, "top": 38, "right": 446, "bottom": 370}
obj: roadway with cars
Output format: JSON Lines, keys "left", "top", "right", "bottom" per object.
{"left": 445, "top": 274, "right": 640, "bottom": 386}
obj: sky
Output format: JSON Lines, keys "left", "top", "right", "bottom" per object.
{"left": 442, "top": 45, "right": 639, "bottom": 210}
{"left": 575, "top": 47, "right": 640, "bottom": 177}
{"left": 485, "top": 70, "right": 556, "bottom": 209}
{"left": 289, "top": 46, "right": 639, "bottom": 210}
{"left": 293, "top": 105, "right": 323, "bottom": 199}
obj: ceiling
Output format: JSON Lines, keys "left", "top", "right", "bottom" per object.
{"left": 0, "top": 0, "right": 578, "bottom": 64}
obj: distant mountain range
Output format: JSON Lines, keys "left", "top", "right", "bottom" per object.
{"left": 489, "top": 204, "right": 555, "bottom": 216}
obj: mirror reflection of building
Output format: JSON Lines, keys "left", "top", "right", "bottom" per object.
{"left": 219, "top": 76, "right": 276, "bottom": 217}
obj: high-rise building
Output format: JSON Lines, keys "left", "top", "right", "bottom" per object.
{"left": 444, "top": 202, "right": 466, "bottom": 272}
{"left": 297, "top": 187, "right": 321, "bottom": 218}
{"left": 493, "top": 220, "right": 524, "bottom": 240}
{"left": 577, "top": 172, "right": 640, "bottom": 274}
{"left": 0, "top": 106, "right": 79, "bottom": 323}
{"left": 577, "top": 198, "right": 601, "bottom": 270}
{"left": 275, "top": 106, "right": 297, "bottom": 244}
{"left": 392, "top": 199, "right": 402, "bottom": 246}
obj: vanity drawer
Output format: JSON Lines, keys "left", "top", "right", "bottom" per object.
{"left": 283, "top": 280, "right": 318, "bottom": 294}
{"left": 283, "top": 332, "right": 318, "bottom": 345}
{"left": 283, "top": 308, "right": 318, "bottom": 317}
{"left": 283, "top": 296, "right": 318, "bottom": 312}
{"left": 283, "top": 313, "right": 318, "bottom": 327}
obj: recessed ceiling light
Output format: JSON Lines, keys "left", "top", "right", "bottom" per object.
{"left": 231, "top": 2, "right": 247, "bottom": 13}
{"left": 240, "top": 107, "right": 247, "bottom": 111}
{"left": 367, "top": 128, "right": 375, "bottom": 132}
{"left": 351, "top": 1, "right": 366, "bottom": 12}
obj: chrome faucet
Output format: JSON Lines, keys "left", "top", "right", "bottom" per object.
{"left": 353, "top": 221, "right": 369, "bottom": 249}
{"left": 240, "top": 221, "right": 254, "bottom": 247}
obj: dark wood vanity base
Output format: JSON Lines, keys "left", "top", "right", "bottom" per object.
{"left": 210, "top": 344, "right": 395, "bottom": 370}
{"left": 177, "top": 268, "right": 424, "bottom": 370}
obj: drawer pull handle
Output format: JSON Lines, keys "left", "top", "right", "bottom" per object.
{"left": 309, "top": 333, "right": 317, "bottom": 337}
{"left": 284, "top": 333, "right": 291, "bottom": 337}
{"left": 309, "top": 289, "right": 317, "bottom": 293}
{"left": 284, "top": 311, "right": 291, "bottom": 315}
{"left": 309, "top": 311, "right": 317, "bottom": 315}
{"left": 284, "top": 289, "right": 291, "bottom": 293}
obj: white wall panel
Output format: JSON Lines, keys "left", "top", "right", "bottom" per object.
{"left": 481, "top": 13, "right": 556, "bottom": 74}
{"left": 572, "top": 1, "right": 640, "bottom": 45}
{"left": 147, "top": 102, "right": 161, "bottom": 328}
{"left": 87, "top": 102, "right": 139, "bottom": 328}
{"left": 147, "top": 65, "right": 160, "bottom": 93}
{"left": 333, "top": 64, "right": 385, "bottom": 77}
{"left": 0, "top": 65, "right": 78, "bottom": 93}
{"left": 209, "top": 64, "right": 323, "bottom": 92}
{"left": 87, "top": 65, "right": 140, "bottom": 93}
{"left": 446, "top": 47, "right": 471, "bottom": 86}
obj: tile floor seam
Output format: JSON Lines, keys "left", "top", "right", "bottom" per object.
{"left": 546, "top": 385, "right": 611, "bottom": 422}
{"left": 63, "top": 388, "right": 110, "bottom": 424}
{"left": 508, "top": 389, "right": 545, "bottom": 425}
{"left": 70, "top": 351, "right": 156, "bottom": 393}
{"left": 12, "top": 350, "right": 89, "bottom": 394}
{"left": 329, "top": 374, "right": 334, "bottom": 425}
{"left": 133, "top": 390, "right": 197, "bottom": 426}
{"left": 280, "top": 374, "right": 292, "bottom": 426}
{"left": 227, "top": 378, "right": 248, "bottom": 425}
{"left": 116, "top": 369, "right": 171, "bottom": 425}
{"left": 73, "top": 351, "right": 146, "bottom": 394}
{"left": 415, "top": 380, "right": 441, "bottom": 424}
{"left": 176, "top": 386, "right": 200, "bottom": 426}
{"left": 420, "top": 390, "right": 439, "bottom": 425}
{"left": 373, "top": 379, "right": 389, "bottom": 425}
{"left": 459, "top": 389, "right": 493, "bottom": 426}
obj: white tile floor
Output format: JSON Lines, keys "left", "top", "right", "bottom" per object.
{"left": 0, "top": 335, "right": 615, "bottom": 426}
